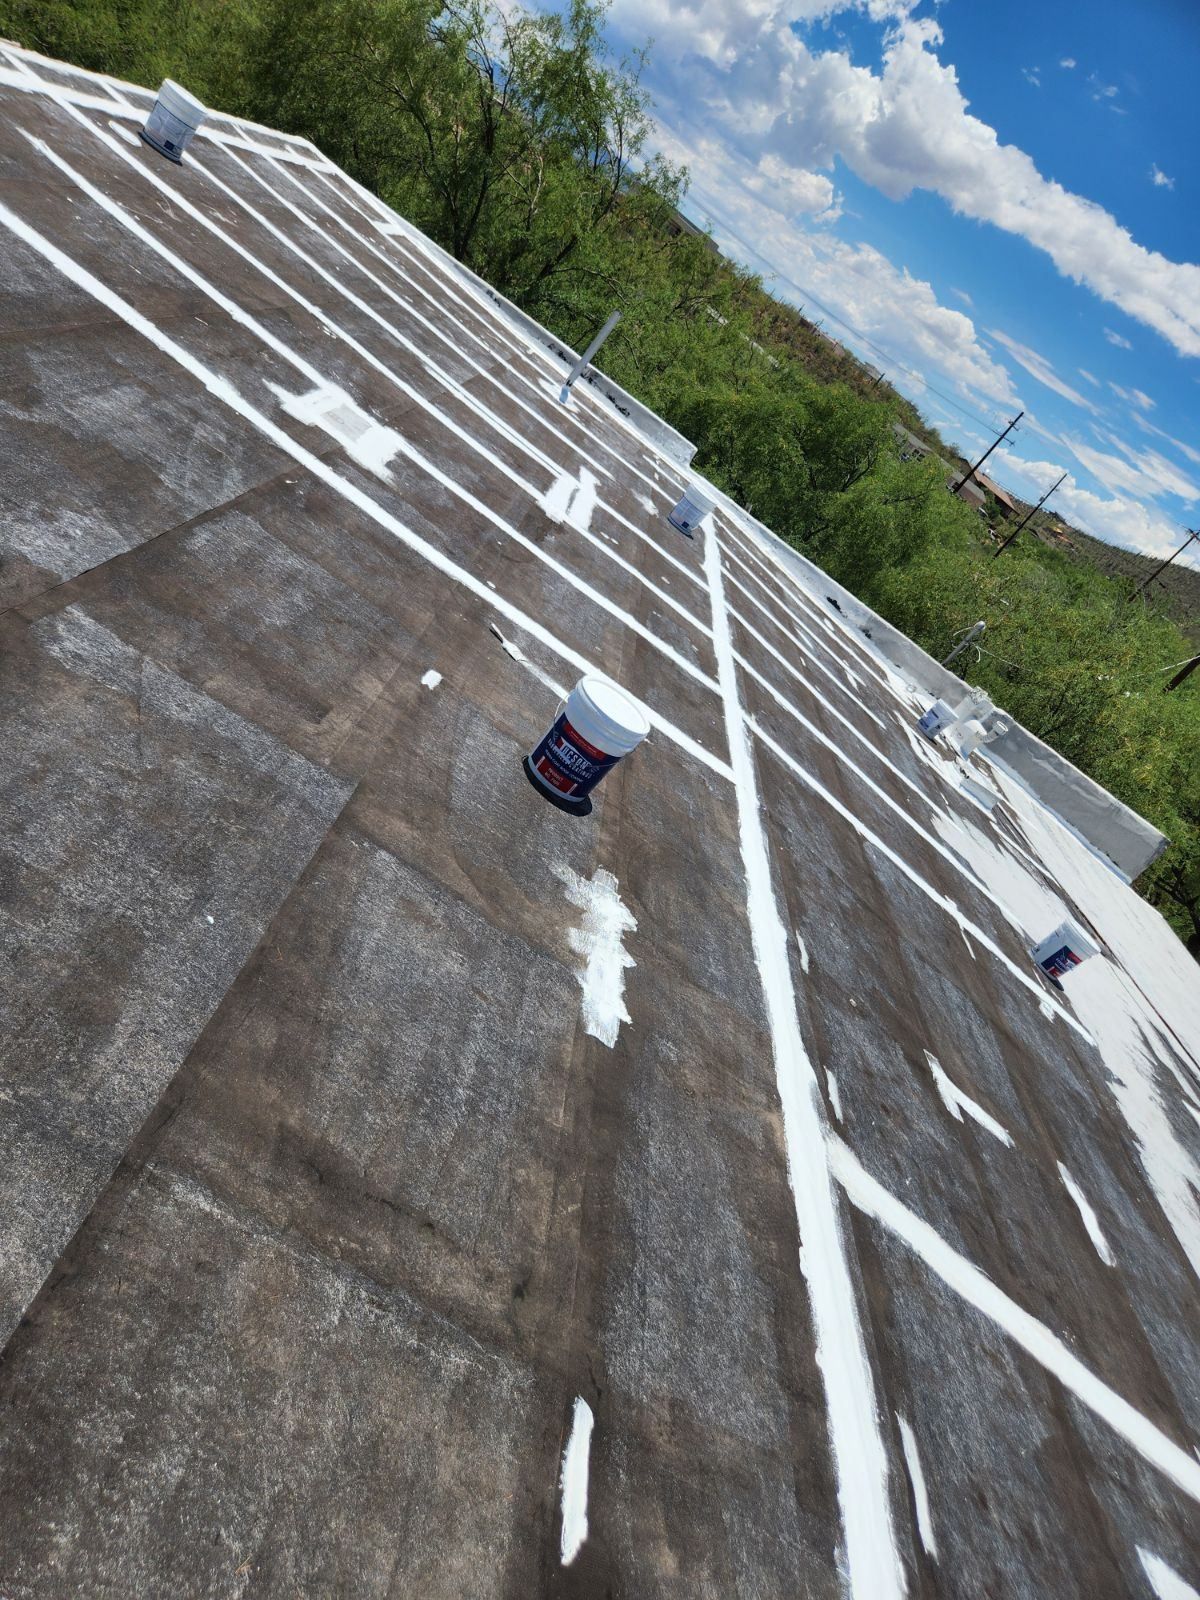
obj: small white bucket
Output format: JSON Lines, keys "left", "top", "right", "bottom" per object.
{"left": 524, "top": 675, "right": 650, "bottom": 815}
{"left": 668, "top": 483, "right": 717, "bottom": 538}
{"left": 917, "top": 699, "right": 958, "bottom": 739}
{"left": 141, "top": 79, "right": 207, "bottom": 164}
{"left": 1031, "top": 920, "right": 1100, "bottom": 981}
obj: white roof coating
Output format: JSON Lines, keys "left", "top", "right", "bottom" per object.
{"left": 0, "top": 41, "right": 1198, "bottom": 1599}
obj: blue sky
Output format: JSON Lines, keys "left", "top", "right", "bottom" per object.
{"left": 567, "top": 0, "right": 1200, "bottom": 566}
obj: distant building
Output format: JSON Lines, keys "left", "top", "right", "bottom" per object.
{"left": 892, "top": 423, "right": 933, "bottom": 463}
{"left": 977, "top": 473, "right": 1018, "bottom": 517}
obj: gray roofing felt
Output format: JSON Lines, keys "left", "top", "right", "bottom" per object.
{"left": 1, "top": 42, "right": 1199, "bottom": 1600}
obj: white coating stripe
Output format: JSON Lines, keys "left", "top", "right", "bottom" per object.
{"left": 298, "top": 161, "right": 698, "bottom": 516}
{"left": 724, "top": 548, "right": 887, "bottom": 688}
{"left": 703, "top": 524, "right": 906, "bottom": 1600}
{"left": 735, "top": 647, "right": 939, "bottom": 814}
{"left": 725, "top": 518, "right": 911, "bottom": 699}
{"left": 731, "top": 604, "right": 888, "bottom": 731}
{"left": 0, "top": 63, "right": 326, "bottom": 165}
{"left": 222, "top": 150, "right": 703, "bottom": 590}
{"left": 725, "top": 564, "right": 880, "bottom": 696}
{"left": 748, "top": 716, "right": 1088, "bottom": 1039}
{"left": 23, "top": 132, "right": 714, "bottom": 679}
{"left": 0, "top": 198, "right": 731, "bottom": 783}
{"left": 831, "top": 1139, "right": 1200, "bottom": 1507}
{"left": 735, "top": 645, "right": 1041, "bottom": 933}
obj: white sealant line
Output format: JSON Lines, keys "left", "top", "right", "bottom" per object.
{"left": 923, "top": 1052, "right": 1013, "bottom": 1146}
{"left": 703, "top": 524, "right": 906, "bottom": 1600}
{"left": 62, "top": 106, "right": 570, "bottom": 494}
{"left": 0, "top": 63, "right": 326, "bottom": 165}
{"left": 733, "top": 642, "right": 1031, "bottom": 934}
{"left": 0, "top": 199, "right": 732, "bottom": 786}
{"left": 1139, "top": 1549, "right": 1200, "bottom": 1600}
{"left": 556, "top": 866, "right": 637, "bottom": 1049}
{"left": 735, "top": 646, "right": 937, "bottom": 816}
{"left": 731, "top": 605, "right": 887, "bottom": 732}
{"left": 895, "top": 1415, "right": 938, "bottom": 1561}
{"left": 231, "top": 151, "right": 704, "bottom": 590}
{"left": 830, "top": 1138, "right": 1200, "bottom": 1508}
{"left": 559, "top": 1396, "right": 594, "bottom": 1566}
{"left": 725, "top": 563, "right": 893, "bottom": 726}
{"left": 300, "top": 173, "right": 701, "bottom": 541}
{"left": 747, "top": 717, "right": 1089, "bottom": 1041}
{"left": 725, "top": 558, "right": 887, "bottom": 695}
{"left": 301, "top": 161, "right": 699, "bottom": 517}
{"left": 25, "top": 132, "right": 712, "bottom": 676}
{"left": 724, "top": 520, "right": 915, "bottom": 707}
{"left": 1056, "top": 1163, "right": 1116, "bottom": 1266}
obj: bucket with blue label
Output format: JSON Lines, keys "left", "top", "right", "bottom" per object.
{"left": 1030, "top": 920, "right": 1100, "bottom": 987}
{"left": 667, "top": 483, "right": 717, "bottom": 539}
{"left": 140, "top": 79, "right": 207, "bottom": 164}
{"left": 523, "top": 676, "right": 650, "bottom": 816}
{"left": 917, "top": 699, "right": 957, "bottom": 739}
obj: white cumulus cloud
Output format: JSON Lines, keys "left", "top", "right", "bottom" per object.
{"left": 607, "top": 2, "right": 1200, "bottom": 356}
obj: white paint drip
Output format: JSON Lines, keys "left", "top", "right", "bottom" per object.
{"left": 923, "top": 1052, "right": 1013, "bottom": 1147}
{"left": 896, "top": 1415, "right": 937, "bottom": 1560}
{"left": 559, "top": 1396, "right": 594, "bottom": 1566}
{"left": 1140, "top": 1549, "right": 1200, "bottom": 1600}
{"left": 0, "top": 200, "right": 731, "bottom": 785}
{"left": 556, "top": 867, "right": 637, "bottom": 1050}
{"left": 420, "top": 669, "right": 442, "bottom": 690}
{"left": 1056, "top": 1163, "right": 1115, "bottom": 1266}
{"left": 959, "top": 926, "right": 977, "bottom": 960}
{"left": 826, "top": 1070, "right": 843, "bottom": 1123}
{"left": 794, "top": 931, "right": 810, "bottom": 974}
{"left": 830, "top": 1138, "right": 1200, "bottom": 1507}
{"left": 704, "top": 526, "right": 906, "bottom": 1599}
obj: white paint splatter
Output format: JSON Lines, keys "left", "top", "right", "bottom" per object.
{"left": 567, "top": 467, "right": 598, "bottom": 534}
{"left": 543, "top": 471, "right": 575, "bottom": 521}
{"left": 1056, "top": 1162, "right": 1115, "bottom": 1266}
{"left": 923, "top": 1052, "right": 1013, "bottom": 1147}
{"left": 826, "top": 1070, "right": 843, "bottom": 1123}
{"left": 556, "top": 867, "right": 637, "bottom": 1049}
{"left": 420, "top": 669, "right": 442, "bottom": 690}
{"left": 959, "top": 925, "right": 976, "bottom": 961}
{"left": 794, "top": 931, "right": 810, "bottom": 974}
{"left": 559, "top": 1396, "right": 594, "bottom": 1566}
{"left": 831, "top": 1139, "right": 1200, "bottom": 1507}
{"left": 270, "top": 381, "right": 402, "bottom": 479}
{"left": 1139, "top": 1549, "right": 1200, "bottom": 1600}
{"left": 896, "top": 1415, "right": 937, "bottom": 1560}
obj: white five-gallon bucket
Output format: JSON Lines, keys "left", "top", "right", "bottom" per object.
{"left": 523, "top": 676, "right": 650, "bottom": 815}
{"left": 667, "top": 483, "right": 717, "bottom": 538}
{"left": 917, "top": 699, "right": 958, "bottom": 739}
{"left": 141, "top": 80, "right": 207, "bottom": 164}
{"left": 1031, "top": 920, "right": 1100, "bottom": 982}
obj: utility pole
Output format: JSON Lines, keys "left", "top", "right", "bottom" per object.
{"left": 1127, "top": 527, "right": 1199, "bottom": 602}
{"left": 559, "top": 310, "right": 621, "bottom": 403}
{"left": 992, "top": 471, "right": 1068, "bottom": 558}
{"left": 950, "top": 411, "right": 1024, "bottom": 495}
{"left": 1164, "top": 654, "right": 1200, "bottom": 692}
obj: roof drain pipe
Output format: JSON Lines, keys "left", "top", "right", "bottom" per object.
{"left": 140, "top": 80, "right": 206, "bottom": 165}
{"left": 559, "top": 310, "right": 621, "bottom": 404}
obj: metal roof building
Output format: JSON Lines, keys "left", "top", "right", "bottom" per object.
{"left": 1, "top": 44, "right": 1199, "bottom": 1600}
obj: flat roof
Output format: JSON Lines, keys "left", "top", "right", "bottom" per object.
{"left": 1, "top": 43, "right": 1199, "bottom": 1597}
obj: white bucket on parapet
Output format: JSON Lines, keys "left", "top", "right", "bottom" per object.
{"left": 141, "top": 79, "right": 206, "bottom": 163}
{"left": 667, "top": 483, "right": 717, "bottom": 538}
{"left": 917, "top": 699, "right": 958, "bottom": 739}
